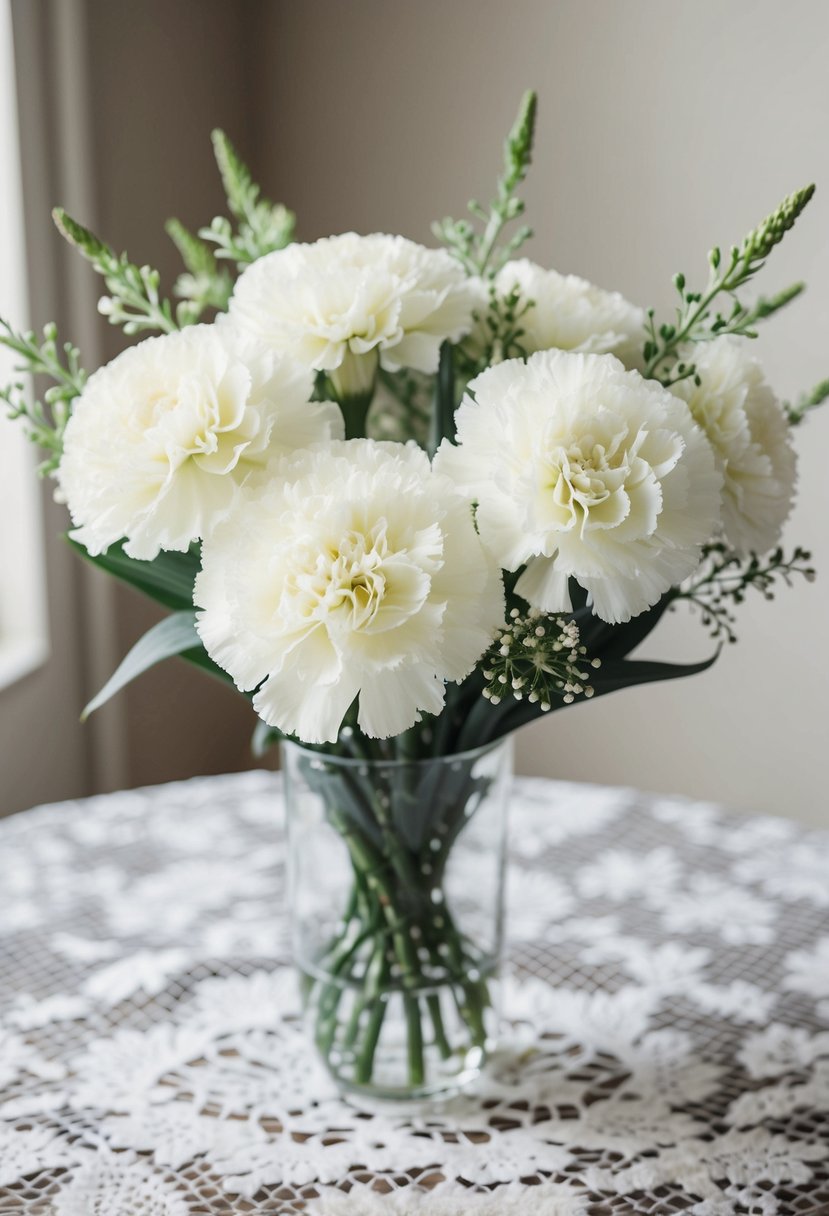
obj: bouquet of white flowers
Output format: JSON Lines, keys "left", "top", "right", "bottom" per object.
{"left": 2, "top": 92, "right": 823, "bottom": 1100}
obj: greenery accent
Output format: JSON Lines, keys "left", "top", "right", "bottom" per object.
{"left": 165, "top": 218, "right": 233, "bottom": 320}
{"left": 480, "top": 608, "right": 598, "bottom": 712}
{"left": 643, "top": 185, "right": 816, "bottom": 386}
{"left": 786, "top": 378, "right": 829, "bottom": 425}
{"left": 428, "top": 341, "right": 457, "bottom": 456}
{"left": 52, "top": 208, "right": 179, "bottom": 335}
{"left": 82, "top": 610, "right": 203, "bottom": 719}
{"left": 671, "top": 542, "right": 816, "bottom": 643}
{"left": 66, "top": 536, "right": 201, "bottom": 613}
{"left": 458, "top": 281, "right": 534, "bottom": 377}
{"left": 371, "top": 367, "right": 433, "bottom": 445}
{"left": 742, "top": 281, "right": 806, "bottom": 326}
{"left": 433, "top": 90, "right": 537, "bottom": 277}
{"left": 199, "top": 130, "right": 295, "bottom": 267}
{"left": 0, "top": 319, "right": 86, "bottom": 475}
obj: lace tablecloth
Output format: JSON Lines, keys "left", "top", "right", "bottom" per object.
{"left": 2, "top": 771, "right": 828, "bottom": 1215}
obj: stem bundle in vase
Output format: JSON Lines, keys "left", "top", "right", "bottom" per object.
{"left": 285, "top": 740, "right": 505, "bottom": 1096}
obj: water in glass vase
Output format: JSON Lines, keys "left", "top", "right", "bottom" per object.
{"left": 282, "top": 738, "right": 511, "bottom": 1102}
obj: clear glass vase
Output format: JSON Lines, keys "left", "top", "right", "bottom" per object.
{"left": 282, "top": 737, "right": 511, "bottom": 1103}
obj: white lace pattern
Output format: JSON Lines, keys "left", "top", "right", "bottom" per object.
{"left": 1, "top": 771, "right": 828, "bottom": 1214}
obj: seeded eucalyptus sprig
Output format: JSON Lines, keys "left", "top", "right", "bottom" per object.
{"left": 433, "top": 90, "right": 537, "bottom": 278}
{"left": 644, "top": 185, "right": 816, "bottom": 387}
{"left": 53, "top": 208, "right": 179, "bottom": 336}
{"left": 165, "top": 218, "right": 233, "bottom": 321}
{"left": 200, "top": 130, "right": 295, "bottom": 268}
{"left": 671, "top": 542, "right": 816, "bottom": 643}
{"left": 0, "top": 319, "right": 86, "bottom": 475}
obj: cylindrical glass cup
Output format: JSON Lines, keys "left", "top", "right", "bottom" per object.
{"left": 283, "top": 737, "right": 512, "bottom": 1103}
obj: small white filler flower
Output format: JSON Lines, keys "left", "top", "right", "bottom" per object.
{"left": 58, "top": 325, "right": 341, "bottom": 560}
{"left": 224, "top": 233, "right": 479, "bottom": 408}
{"left": 479, "top": 258, "right": 645, "bottom": 366}
{"left": 436, "top": 349, "right": 723, "bottom": 624}
{"left": 195, "top": 440, "right": 504, "bottom": 744}
{"left": 670, "top": 337, "right": 797, "bottom": 554}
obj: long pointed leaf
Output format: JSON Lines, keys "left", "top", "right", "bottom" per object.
{"left": 580, "top": 599, "right": 672, "bottom": 661}
{"left": 475, "top": 649, "right": 719, "bottom": 745}
{"left": 83, "top": 611, "right": 210, "bottom": 719}
{"left": 67, "top": 536, "right": 200, "bottom": 612}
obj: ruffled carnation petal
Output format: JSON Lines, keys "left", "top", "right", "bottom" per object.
{"left": 670, "top": 337, "right": 797, "bottom": 554}
{"left": 58, "top": 325, "right": 340, "bottom": 560}
{"left": 195, "top": 439, "right": 504, "bottom": 744}
{"left": 224, "top": 233, "right": 479, "bottom": 386}
{"left": 437, "top": 349, "right": 722, "bottom": 624}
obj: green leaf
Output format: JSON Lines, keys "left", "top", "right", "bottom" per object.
{"left": 576, "top": 598, "right": 672, "bottom": 662}
{"left": 428, "top": 341, "right": 456, "bottom": 456}
{"left": 67, "top": 537, "right": 200, "bottom": 612}
{"left": 82, "top": 611, "right": 201, "bottom": 718}
{"left": 589, "top": 652, "right": 719, "bottom": 696}
{"left": 475, "top": 649, "right": 718, "bottom": 746}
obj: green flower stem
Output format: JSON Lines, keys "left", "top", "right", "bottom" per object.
{"left": 314, "top": 867, "right": 489, "bottom": 1083}
{"left": 354, "top": 956, "right": 391, "bottom": 1084}
{"left": 339, "top": 391, "right": 373, "bottom": 440}
{"left": 426, "top": 993, "right": 453, "bottom": 1059}
{"left": 404, "top": 994, "right": 425, "bottom": 1085}
{"left": 301, "top": 757, "right": 496, "bottom": 1089}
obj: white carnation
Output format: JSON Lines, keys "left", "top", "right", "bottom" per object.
{"left": 224, "top": 233, "right": 479, "bottom": 399}
{"left": 435, "top": 350, "right": 722, "bottom": 624}
{"left": 195, "top": 439, "right": 504, "bottom": 744}
{"left": 58, "top": 326, "right": 341, "bottom": 560}
{"left": 477, "top": 259, "right": 645, "bottom": 366}
{"left": 670, "top": 338, "right": 797, "bottom": 554}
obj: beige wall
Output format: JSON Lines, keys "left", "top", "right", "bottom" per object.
{"left": 7, "top": 0, "right": 829, "bottom": 822}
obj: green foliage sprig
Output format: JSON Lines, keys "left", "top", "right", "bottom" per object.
{"left": 644, "top": 185, "right": 815, "bottom": 387}
{"left": 165, "top": 218, "right": 233, "bottom": 321}
{"left": 433, "top": 90, "right": 537, "bottom": 278}
{"left": 53, "top": 208, "right": 179, "bottom": 335}
{"left": 672, "top": 542, "right": 816, "bottom": 643}
{"left": 199, "top": 130, "right": 295, "bottom": 267}
{"left": 0, "top": 319, "right": 86, "bottom": 475}
{"left": 459, "top": 282, "right": 534, "bottom": 376}
{"left": 785, "top": 377, "right": 829, "bottom": 425}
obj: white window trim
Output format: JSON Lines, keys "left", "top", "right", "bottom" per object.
{"left": 0, "top": 0, "right": 50, "bottom": 691}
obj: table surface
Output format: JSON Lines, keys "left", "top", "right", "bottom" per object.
{"left": 1, "top": 771, "right": 828, "bottom": 1216}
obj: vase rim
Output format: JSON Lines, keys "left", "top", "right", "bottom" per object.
{"left": 279, "top": 735, "right": 510, "bottom": 770}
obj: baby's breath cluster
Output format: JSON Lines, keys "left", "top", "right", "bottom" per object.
{"left": 481, "top": 607, "right": 599, "bottom": 711}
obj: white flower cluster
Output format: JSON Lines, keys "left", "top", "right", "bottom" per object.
{"left": 224, "top": 232, "right": 480, "bottom": 401}
{"left": 437, "top": 349, "right": 723, "bottom": 623}
{"left": 195, "top": 441, "right": 502, "bottom": 742}
{"left": 671, "top": 337, "right": 797, "bottom": 555}
{"left": 55, "top": 226, "right": 800, "bottom": 744}
{"left": 58, "top": 326, "right": 342, "bottom": 560}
